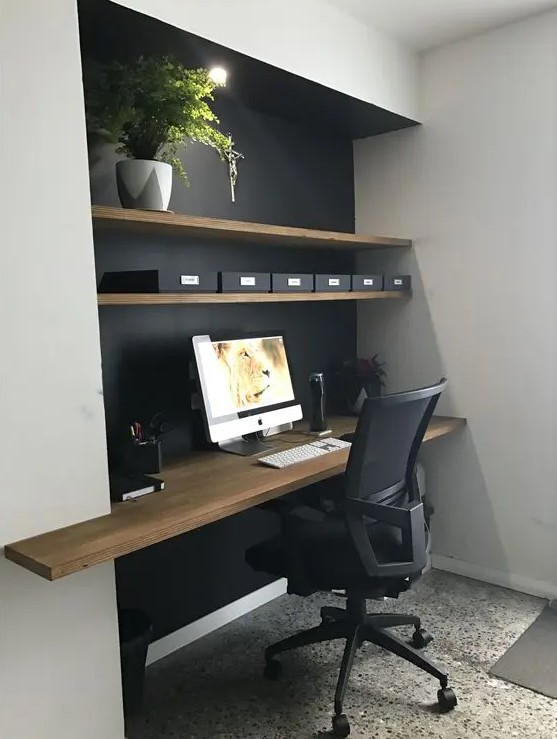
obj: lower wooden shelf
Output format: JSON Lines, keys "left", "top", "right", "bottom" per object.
{"left": 97, "top": 290, "right": 410, "bottom": 306}
{"left": 3, "top": 415, "right": 466, "bottom": 581}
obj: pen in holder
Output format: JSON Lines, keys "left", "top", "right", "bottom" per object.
{"left": 128, "top": 422, "right": 163, "bottom": 474}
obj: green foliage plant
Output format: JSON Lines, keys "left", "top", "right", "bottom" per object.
{"left": 84, "top": 56, "right": 230, "bottom": 184}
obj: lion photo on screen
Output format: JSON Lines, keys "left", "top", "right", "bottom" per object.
{"left": 213, "top": 338, "right": 293, "bottom": 409}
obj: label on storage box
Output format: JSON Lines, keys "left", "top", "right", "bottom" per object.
{"left": 181, "top": 275, "right": 200, "bottom": 285}
{"left": 394, "top": 278, "right": 403, "bottom": 286}
{"left": 363, "top": 278, "right": 374, "bottom": 286}
{"left": 240, "top": 276, "right": 256, "bottom": 286}
{"left": 328, "top": 278, "right": 340, "bottom": 286}
{"left": 288, "top": 278, "right": 301, "bottom": 286}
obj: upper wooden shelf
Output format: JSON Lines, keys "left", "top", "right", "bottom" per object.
{"left": 91, "top": 205, "right": 412, "bottom": 250}
{"left": 4, "top": 416, "right": 465, "bottom": 581}
{"left": 97, "top": 290, "right": 410, "bottom": 306}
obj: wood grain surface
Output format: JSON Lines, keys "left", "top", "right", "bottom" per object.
{"left": 97, "top": 291, "right": 410, "bottom": 306}
{"left": 4, "top": 416, "right": 465, "bottom": 581}
{"left": 92, "top": 205, "right": 412, "bottom": 250}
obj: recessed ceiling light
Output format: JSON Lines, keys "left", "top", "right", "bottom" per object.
{"left": 208, "top": 66, "right": 227, "bottom": 86}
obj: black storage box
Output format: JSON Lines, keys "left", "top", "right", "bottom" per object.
{"left": 384, "top": 275, "right": 412, "bottom": 291}
{"left": 272, "top": 273, "right": 314, "bottom": 292}
{"left": 98, "top": 269, "right": 218, "bottom": 293}
{"left": 352, "top": 274, "right": 384, "bottom": 292}
{"left": 219, "top": 272, "right": 271, "bottom": 292}
{"left": 315, "top": 274, "right": 351, "bottom": 292}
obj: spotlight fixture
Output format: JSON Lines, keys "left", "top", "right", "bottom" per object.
{"left": 208, "top": 66, "right": 227, "bottom": 86}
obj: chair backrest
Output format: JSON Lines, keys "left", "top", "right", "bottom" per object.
{"left": 342, "top": 379, "right": 447, "bottom": 580}
{"left": 345, "top": 379, "right": 447, "bottom": 506}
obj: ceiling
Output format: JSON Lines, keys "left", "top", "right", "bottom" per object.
{"left": 79, "top": 0, "right": 419, "bottom": 137}
{"left": 330, "top": 0, "right": 557, "bottom": 50}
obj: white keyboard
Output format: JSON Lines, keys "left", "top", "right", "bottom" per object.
{"left": 258, "top": 438, "right": 352, "bottom": 469}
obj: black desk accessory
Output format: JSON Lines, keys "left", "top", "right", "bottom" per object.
{"left": 109, "top": 473, "right": 164, "bottom": 502}
{"left": 129, "top": 440, "right": 162, "bottom": 475}
{"left": 309, "top": 372, "right": 328, "bottom": 434}
{"left": 126, "top": 416, "right": 170, "bottom": 474}
{"left": 98, "top": 269, "right": 218, "bottom": 293}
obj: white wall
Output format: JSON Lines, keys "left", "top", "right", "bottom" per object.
{"left": 0, "top": 1, "right": 125, "bottom": 737}
{"left": 355, "top": 10, "right": 557, "bottom": 598}
{"left": 114, "top": 0, "right": 420, "bottom": 121}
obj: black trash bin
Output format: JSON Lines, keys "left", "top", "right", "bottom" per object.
{"left": 118, "top": 609, "right": 153, "bottom": 718}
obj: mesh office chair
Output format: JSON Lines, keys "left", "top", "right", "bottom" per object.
{"left": 246, "top": 379, "right": 456, "bottom": 737}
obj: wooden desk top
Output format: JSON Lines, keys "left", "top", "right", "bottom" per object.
{"left": 4, "top": 415, "right": 465, "bottom": 581}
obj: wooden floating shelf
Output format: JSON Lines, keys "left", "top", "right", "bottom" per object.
{"left": 92, "top": 205, "right": 412, "bottom": 250}
{"left": 98, "top": 291, "right": 410, "bottom": 306}
{"left": 4, "top": 416, "right": 466, "bottom": 581}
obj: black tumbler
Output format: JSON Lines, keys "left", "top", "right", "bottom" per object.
{"left": 309, "top": 372, "right": 327, "bottom": 432}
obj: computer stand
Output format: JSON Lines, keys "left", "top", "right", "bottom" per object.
{"left": 218, "top": 433, "right": 275, "bottom": 456}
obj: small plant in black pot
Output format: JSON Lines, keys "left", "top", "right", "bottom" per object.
{"left": 331, "top": 355, "right": 386, "bottom": 415}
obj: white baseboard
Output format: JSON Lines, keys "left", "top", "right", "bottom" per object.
{"left": 432, "top": 554, "right": 557, "bottom": 600}
{"left": 146, "top": 578, "right": 287, "bottom": 665}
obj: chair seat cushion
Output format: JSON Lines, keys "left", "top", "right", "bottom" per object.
{"left": 246, "top": 510, "right": 413, "bottom": 594}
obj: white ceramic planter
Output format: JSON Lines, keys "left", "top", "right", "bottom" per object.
{"left": 116, "top": 159, "right": 172, "bottom": 210}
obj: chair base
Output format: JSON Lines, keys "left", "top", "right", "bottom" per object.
{"left": 264, "top": 597, "right": 457, "bottom": 737}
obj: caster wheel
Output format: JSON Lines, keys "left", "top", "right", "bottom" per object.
{"left": 263, "top": 659, "right": 282, "bottom": 681}
{"left": 437, "top": 687, "right": 457, "bottom": 713}
{"left": 332, "top": 713, "right": 350, "bottom": 737}
{"left": 412, "top": 627, "right": 434, "bottom": 649}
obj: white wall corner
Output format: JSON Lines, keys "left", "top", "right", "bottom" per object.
{"left": 355, "top": 11, "right": 557, "bottom": 608}
{"left": 1, "top": 1, "right": 123, "bottom": 737}
{"left": 432, "top": 555, "right": 557, "bottom": 601}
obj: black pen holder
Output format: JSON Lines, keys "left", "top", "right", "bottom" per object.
{"left": 129, "top": 440, "right": 162, "bottom": 475}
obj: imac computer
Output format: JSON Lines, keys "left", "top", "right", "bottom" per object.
{"left": 192, "top": 332, "right": 302, "bottom": 455}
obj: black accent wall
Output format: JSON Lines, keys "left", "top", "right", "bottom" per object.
{"left": 93, "top": 122, "right": 357, "bottom": 638}
{"left": 79, "top": 0, "right": 398, "bottom": 639}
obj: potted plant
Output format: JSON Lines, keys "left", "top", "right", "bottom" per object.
{"left": 331, "top": 355, "right": 387, "bottom": 415}
{"left": 84, "top": 56, "right": 231, "bottom": 211}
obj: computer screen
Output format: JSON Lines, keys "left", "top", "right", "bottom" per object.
{"left": 192, "top": 332, "right": 302, "bottom": 452}
{"left": 196, "top": 335, "right": 295, "bottom": 418}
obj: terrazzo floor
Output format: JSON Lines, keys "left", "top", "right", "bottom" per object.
{"left": 127, "top": 571, "right": 557, "bottom": 739}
